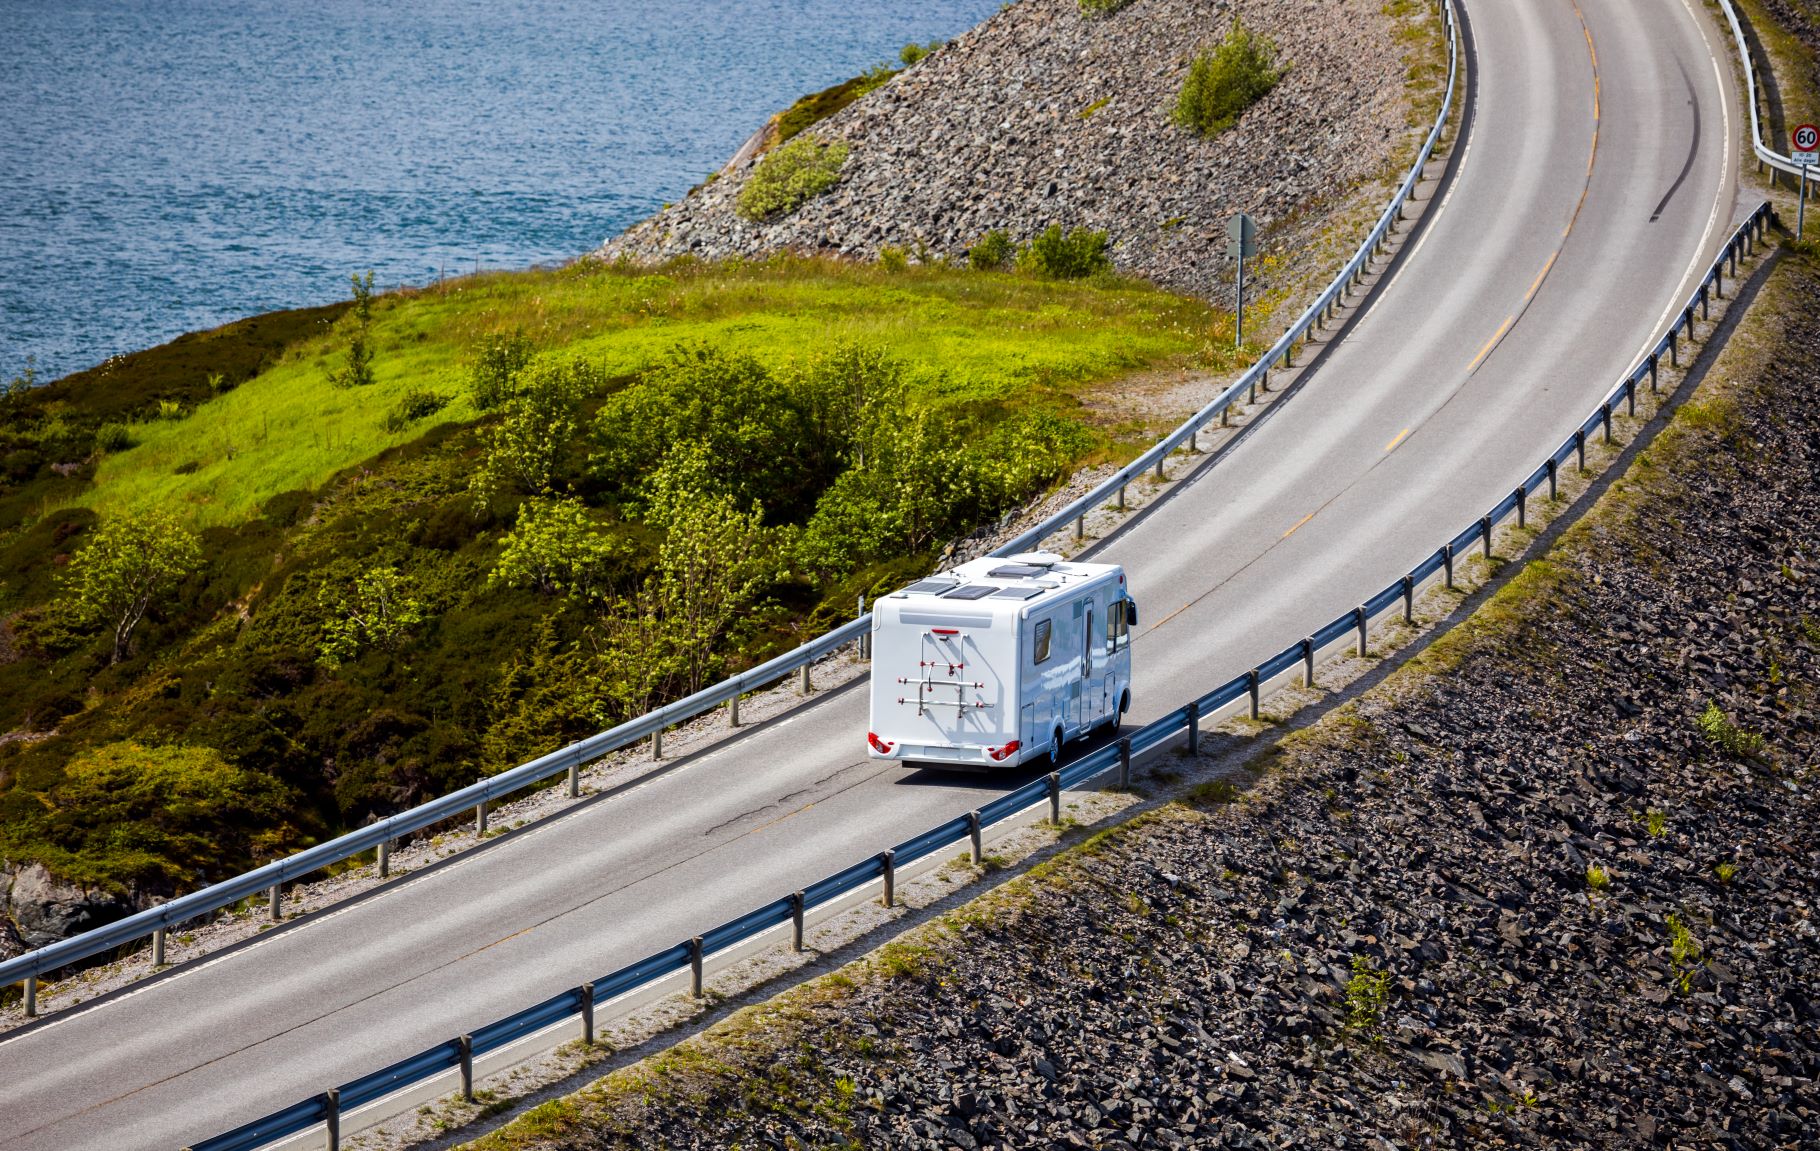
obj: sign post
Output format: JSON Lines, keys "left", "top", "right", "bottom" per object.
{"left": 1227, "top": 213, "right": 1258, "bottom": 349}
{"left": 1793, "top": 124, "right": 1818, "bottom": 240}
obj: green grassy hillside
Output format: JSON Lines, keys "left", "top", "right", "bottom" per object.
{"left": 0, "top": 254, "right": 1222, "bottom": 901}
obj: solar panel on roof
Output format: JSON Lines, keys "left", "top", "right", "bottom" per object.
{"left": 942, "top": 584, "right": 997, "bottom": 601}
{"left": 991, "top": 586, "right": 1044, "bottom": 600}
{"left": 987, "top": 564, "right": 1046, "bottom": 578}
{"left": 904, "top": 579, "right": 959, "bottom": 594}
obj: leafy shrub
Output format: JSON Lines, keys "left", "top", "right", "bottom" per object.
{"left": 1017, "top": 225, "right": 1112, "bottom": 279}
{"left": 490, "top": 497, "right": 629, "bottom": 601}
{"left": 327, "top": 271, "right": 378, "bottom": 388}
{"left": 94, "top": 422, "right": 133, "bottom": 454}
{"left": 879, "top": 245, "right": 910, "bottom": 272}
{"left": 738, "top": 134, "right": 850, "bottom": 221}
{"left": 899, "top": 40, "right": 943, "bottom": 66}
{"left": 1079, "top": 0, "right": 1133, "bottom": 14}
{"left": 1695, "top": 700, "right": 1765, "bottom": 757}
{"left": 317, "top": 564, "right": 428, "bottom": 668}
{"left": 1173, "top": 19, "right": 1282, "bottom": 137}
{"left": 969, "top": 229, "right": 1014, "bottom": 270}
{"left": 1344, "top": 955, "right": 1390, "bottom": 1036}
{"left": 470, "top": 357, "right": 600, "bottom": 510}
{"left": 158, "top": 399, "right": 184, "bottom": 420}
{"left": 383, "top": 388, "right": 452, "bottom": 432}
{"left": 470, "top": 331, "right": 535, "bottom": 411}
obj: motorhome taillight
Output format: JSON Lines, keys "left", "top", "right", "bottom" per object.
{"left": 988, "top": 740, "right": 1021, "bottom": 762}
{"left": 868, "top": 732, "right": 895, "bottom": 754}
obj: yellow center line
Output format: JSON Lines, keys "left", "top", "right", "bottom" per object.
{"left": 1281, "top": 511, "right": 1316, "bottom": 539}
{"left": 1467, "top": 314, "right": 1514, "bottom": 373}
{"left": 1524, "top": 252, "right": 1559, "bottom": 302}
{"left": 1384, "top": 426, "right": 1412, "bottom": 453}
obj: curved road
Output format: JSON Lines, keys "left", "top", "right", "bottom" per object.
{"left": 0, "top": 1, "right": 1739, "bottom": 1147}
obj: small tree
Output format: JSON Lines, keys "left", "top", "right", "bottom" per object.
{"left": 1173, "top": 19, "right": 1282, "bottom": 137}
{"left": 470, "top": 357, "right": 596, "bottom": 511}
{"left": 63, "top": 510, "right": 202, "bottom": 663}
{"left": 317, "top": 564, "right": 427, "bottom": 667}
{"left": 328, "top": 271, "right": 377, "bottom": 389}
{"left": 968, "top": 229, "right": 1014, "bottom": 270}
{"left": 469, "top": 330, "right": 536, "bottom": 411}
{"left": 490, "top": 497, "right": 628, "bottom": 601}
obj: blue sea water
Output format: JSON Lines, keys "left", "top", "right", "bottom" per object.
{"left": 0, "top": 0, "right": 998, "bottom": 383}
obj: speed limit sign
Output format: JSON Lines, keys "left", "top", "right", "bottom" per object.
{"left": 1794, "top": 123, "right": 1819, "bottom": 158}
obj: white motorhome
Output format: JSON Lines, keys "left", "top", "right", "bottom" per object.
{"left": 866, "top": 553, "right": 1136, "bottom": 769}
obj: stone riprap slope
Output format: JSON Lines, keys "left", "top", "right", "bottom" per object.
{"left": 597, "top": 0, "right": 1417, "bottom": 299}
{"left": 476, "top": 254, "right": 1819, "bottom": 1150}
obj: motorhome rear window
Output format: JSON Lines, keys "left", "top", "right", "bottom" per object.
{"left": 942, "top": 584, "right": 997, "bottom": 600}
{"left": 991, "top": 586, "right": 1043, "bottom": 600}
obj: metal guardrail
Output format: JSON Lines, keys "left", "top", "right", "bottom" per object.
{"left": 1717, "top": 0, "right": 1812, "bottom": 184}
{"left": 188, "top": 198, "right": 1779, "bottom": 1151}
{"left": 0, "top": 0, "right": 1466, "bottom": 1006}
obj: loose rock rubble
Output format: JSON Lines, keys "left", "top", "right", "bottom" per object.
{"left": 474, "top": 256, "right": 1820, "bottom": 1150}
{"left": 597, "top": 0, "right": 1424, "bottom": 300}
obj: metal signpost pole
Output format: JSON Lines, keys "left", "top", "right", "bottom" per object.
{"left": 1227, "top": 213, "right": 1257, "bottom": 350}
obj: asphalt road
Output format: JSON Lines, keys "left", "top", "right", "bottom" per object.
{"left": 0, "top": 2, "right": 1739, "bottom": 1148}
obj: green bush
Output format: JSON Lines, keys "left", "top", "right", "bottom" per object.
{"left": 470, "top": 331, "right": 535, "bottom": 411}
{"left": 738, "top": 134, "right": 850, "bottom": 221}
{"left": 94, "top": 422, "right": 133, "bottom": 454}
{"left": 879, "top": 245, "right": 910, "bottom": 272}
{"left": 1173, "top": 19, "right": 1282, "bottom": 137}
{"left": 1079, "top": 0, "right": 1133, "bottom": 14}
{"left": 383, "top": 388, "right": 451, "bottom": 432}
{"left": 969, "top": 229, "right": 1014, "bottom": 270}
{"left": 899, "top": 40, "right": 943, "bottom": 66}
{"left": 1017, "top": 225, "right": 1112, "bottom": 279}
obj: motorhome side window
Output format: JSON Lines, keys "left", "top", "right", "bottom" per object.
{"left": 1032, "top": 619, "right": 1052, "bottom": 664}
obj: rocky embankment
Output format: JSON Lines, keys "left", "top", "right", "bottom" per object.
{"left": 477, "top": 253, "right": 1820, "bottom": 1149}
{"left": 597, "top": 0, "right": 1420, "bottom": 299}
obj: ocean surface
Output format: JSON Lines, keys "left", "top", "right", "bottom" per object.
{"left": 0, "top": 0, "right": 998, "bottom": 383}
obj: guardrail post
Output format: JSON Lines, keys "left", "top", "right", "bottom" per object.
{"left": 1260, "top": 368, "right": 1270, "bottom": 393}
{"left": 1355, "top": 606, "right": 1369, "bottom": 657}
{"left": 1186, "top": 700, "right": 1200, "bottom": 754}
{"left": 1547, "top": 458, "right": 1558, "bottom": 500}
{"left": 1075, "top": 513, "right": 1085, "bottom": 539}
{"left": 270, "top": 884, "right": 282, "bottom": 921}
{"left": 1154, "top": 455, "right": 1165, "bottom": 480}
{"left": 324, "top": 1087, "right": 340, "bottom": 1151}
{"left": 1247, "top": 669, "right": 1260, "bottom": 720}
{"left": 1249, "top": 377, "right": 1258, "bottom": 405}
{"left": 1516, "top": 486, "right": 1527, "bottom": 530}
{"left": 1443, "top": 543, "right": 1455, "bottom": 589}
{"left": 1649, "top": 354, "right": 1659, "bottom": 395}
{"left": 152, "top": 927, "right": 166, "bottom": 969}
{"left": 379, "top": 838, "right": 391, "bottom": 877}
{"left": 458, "top": 1034, "right": 474, "bottom": 1101}
{"left": 652, "top": 728, "right": 664, "bottom": 760}
{"left": 1283, "top": 343, "right": 1295, "bottom": 370}
{"left": 800, "top": 662, "right": 812, "bottom": 695}
{"left": 24, "top": 974, "right": 36, "bottom": 1017}
{"left": 475, "top": 794, "right": 489, "bottom": 837}
{"left": 581, "top": 982, "right": 595, "bottom": 1045}
{"left": 689, "top": 936, "right": 704, "bottom": 998}
{"left": 968, "top": 811, "right": 983, "bottom": 865}
{"left": 1480, "top": 515, "right": 1493, "bottom": 561}
{"left": 1303, "top": 636, "right": 1316, "bottom": 685}
{"left": 567, "top": 762, "right": 580, "bottom": 799}
{"left": 1047, "top": 772, "right": 1062, "bottom": 825}
{"left": 1117, "top": 737, "right": 1132, "bottom": 787}
{"left": 857, "top": 595, "right": 868, "bottom": 659}
{"left": 1221, "top": 404, "right": 1231, "bottom": 427}
{"left": 1699, "top": 283, "right": 1709, "bottom": 321}
{"left": 1715, "top": 262, "right": 1724, "bottom": 299}
{"left": 1401, "top": 575, "right": 1415, "bottom": 623}
{"left": 1624, "top": 378, "right": 1636, "bottom": 417}
{"left": 1575, "top": 429, "right": 1586, "bottom": 472}
{"left": 1601, "top": 402, "right": 1613, "bottom": 444}
{"left": 881, "top": 850, "right": 896, "bottom": 908}
{"left": 1117, "top": 485, "right": 1127, "bottom": 511}
{"left": 791, "top": 891, "right": 806, "bottom": 951}
{"left": 729, "top": 693, "right": 741, "bottom": 727}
